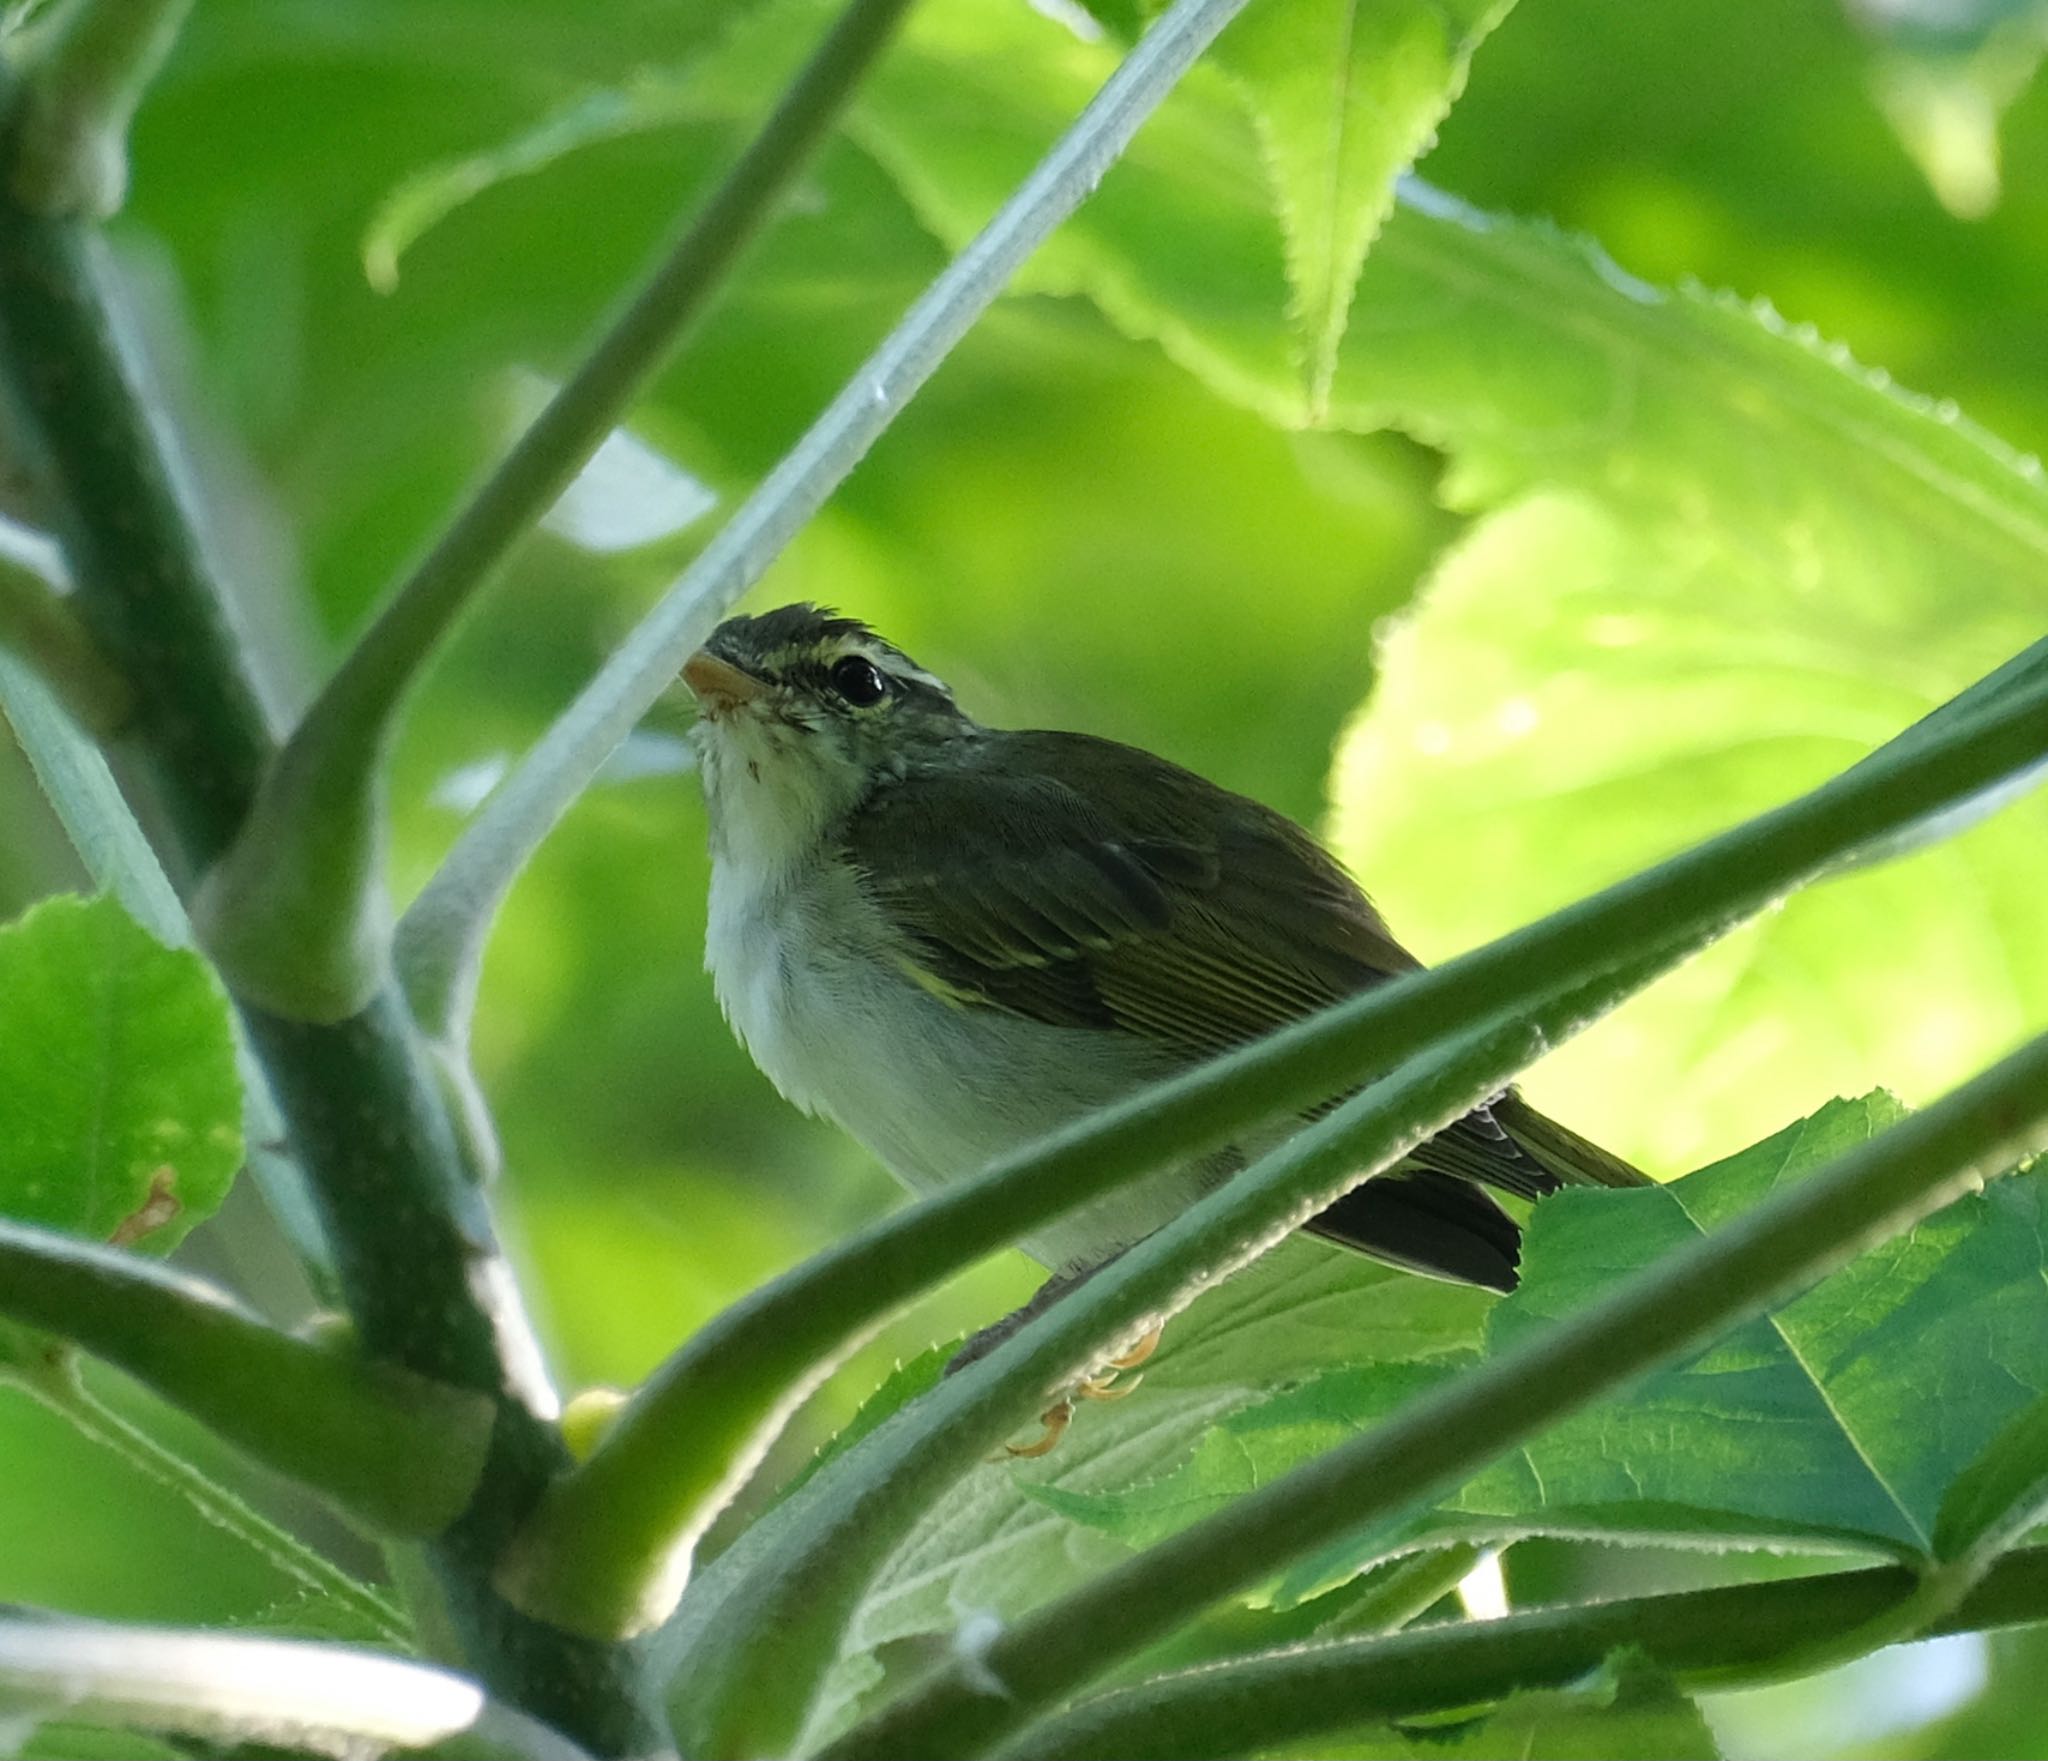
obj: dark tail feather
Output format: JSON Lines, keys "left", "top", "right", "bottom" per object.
{"left": 1495, "top": 1093, "right": 1650, "bottom": 1189}
{"left": 1307, "top": 1169, "right": 1524, "bottom": 1293}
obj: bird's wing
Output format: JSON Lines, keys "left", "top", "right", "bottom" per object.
{"left": 844, "top": 733, "right": 1563, "bottom": 1206}
{"left": 845, "top": 733, "right": 1411, "bottom": 1049}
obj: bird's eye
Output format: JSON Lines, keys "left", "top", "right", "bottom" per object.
{"left": 827, "top": 655, "right": 890, "bottom": 707}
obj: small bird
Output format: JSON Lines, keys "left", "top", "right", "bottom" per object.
{"left": 684, "top": 605, "right": 1643, "bottom": 1395}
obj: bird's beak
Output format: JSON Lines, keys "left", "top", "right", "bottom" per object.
{"left": 682, "top": 651, "right": 767, "bottom": 716}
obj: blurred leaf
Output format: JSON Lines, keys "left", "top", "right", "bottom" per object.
{"left": 0, "top": 896, "right": 241, "bottom": 1254}
{"left": 1849, "top": 0, "right": 2048, "bottom": 218}
{"left": 9, "top": 1721, "right": 185, "bottom": 1760}
{"left": 1310, "top": 210, "right": 2048, "bottom": 1172}
{"left": 1025, "top": 1099, "right": 2048, "bottom": 1603}
{"left": 1211, "top": 0, "right": 1513, "bottom": 415}
{"left": 357, "top": 0, "right": 830, "bottom": 289}
{"left": 362, "top": 76, "right": 697, "bottom": 292}
{"left": 1283, "top": 1652, "right": 1721, "bottom": 1760}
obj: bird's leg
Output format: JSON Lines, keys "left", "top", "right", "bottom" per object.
{"left": 943, "top": 1252, "right": 1167, "bottom": 1457}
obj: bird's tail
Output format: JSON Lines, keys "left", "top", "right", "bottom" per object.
{"left": 1496, "top": 1093, "right": 1652, "bottom": 1189}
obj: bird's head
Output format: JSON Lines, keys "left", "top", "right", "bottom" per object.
{"left": 683, "top": 604, "right": 975, "bottom": 870}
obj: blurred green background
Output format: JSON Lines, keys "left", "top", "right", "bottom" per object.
{"left": 3, "top": 0, "right": 2047, "bottom": 1752}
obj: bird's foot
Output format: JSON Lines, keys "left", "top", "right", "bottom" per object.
{"left": 999, "top": 1322, "right": 1166, "bottom": 1457}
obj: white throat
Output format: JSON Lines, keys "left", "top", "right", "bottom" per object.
{"left": 691, "top": 708, "right": 867, "bottom": 882}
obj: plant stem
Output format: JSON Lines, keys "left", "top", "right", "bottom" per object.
{"left": 823, "top": 1027, "right": 2048, "bottom": 1759}
{"left": 3, "top": 0, "right": 193, "bottom": 218}
{"left": 0, "top": 1614, "right": 593, "bottom": 1761}
{"left": 0, "top": 83, "right": 665, "bottom": 1758}
{"left": 515, "top": 655, "right": 2048, "bottom": 1645}
{"left": 0, "top": 1220, "right": 493, "bottom": 1536}
{"left": 25, "top": 1365, "right": 410, "bottom": 1649}
{"left": 394, "top": 0, "right": 1263, "bottom": 1046}
{"left": 197, "top": 0, "right": 916, "bottom": 1023}
{"left": 995, "top": 1548, "right": 2048, "bottom": 1761}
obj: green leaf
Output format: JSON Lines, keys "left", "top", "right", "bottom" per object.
{"left": 1210, "top": 0, "right": 1512, "bottom": 415}
{"left": 1030, "top": 1098, "right": 2048, "bottom": 1602}
{"left": 777, "top": 1239, "right": 1491, "bottom": 1746}
{"left": 0, "top": 895, "right": 242, "bottom": 1252}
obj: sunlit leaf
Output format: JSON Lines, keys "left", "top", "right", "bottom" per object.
{"left": 1211, "top": 0, "right": 1512, "bottom": 414}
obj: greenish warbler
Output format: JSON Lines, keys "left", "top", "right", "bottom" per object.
{"left": 684, "top": 604, "right": 1644, "bottom": 1322}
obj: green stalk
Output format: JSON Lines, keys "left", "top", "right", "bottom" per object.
{"left": 0, "top": 1220, "right": 492, "bottom": 1536}
{"left": 997, "top": 1548, "right": 2048, "bottom": 1761}
{"left": 196, "top": 0, "right": 917, "bottom": 1023}
{"left": 0, "top": 75, "right": 666, "bottom": 1757}
{"left": 509, "top": 657, "right": 2048, "bottom": 1647}
{"left": 823, "top": 1027, "right": 2048, "bottom": 1759}
{"left": 2, "top": 0, "right": 193, "bottom": 218}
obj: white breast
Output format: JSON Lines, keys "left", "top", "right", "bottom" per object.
{"left": 704, "top": 851, "right": 1195, "bottom": 1272}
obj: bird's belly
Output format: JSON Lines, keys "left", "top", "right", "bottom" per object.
{"left": 706, "top": 862, "right": 1193, "bottom": 1270}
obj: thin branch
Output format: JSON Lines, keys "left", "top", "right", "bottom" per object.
{"left": 997, "top": 1548, "right": 2048, "bottom": 1761}
{"left": 0, "top": 1615, "right": 593, "bottom": 1761}
{"left": 0, "top": 1220, "right": 494, "bottom": 1536}
{"left": 393, "top": 0, "right": 1265, "bottom": 1046}
{"left": 508, "top": 657, "right": 2048, "bottom": 1646}
{"left": 823, "top": 1027, "right": 2048, "bottom": 1759}
{"left": 0, "top": 105, "right": 666, "bottom": 1755}
{"left": 2, "top": 0, "right": 192, "bottom": 218}
{"left": 196, "top": 0, "right": 917, "bottom": 1024}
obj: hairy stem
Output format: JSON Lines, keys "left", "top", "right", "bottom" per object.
{"left": 0, "top": 1220, "right": 493, "bottom": 1535}
{"left": 824, "top": 1027, "right": 2048, "bottom": 1758}
{"left": 0, "top": 79, "right": 664, "bottom": 1756}
{"left": 997, "top": 1548, "right": 2048, "bottom": 1760}
{"left": 658, "top": 967, "right": 1665, "bottom": 1757}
